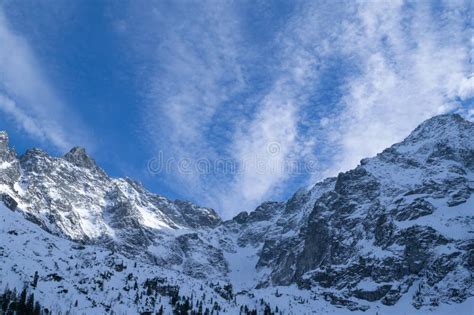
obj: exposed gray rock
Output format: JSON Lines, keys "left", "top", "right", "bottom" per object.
{"left": 392, "top": 198, "right": 435, "bottom": 221}
{"left": 174, "top": 199, "right": 221, "bottom": 228}
{"left": 353, "top": 284, "right": 392, "bottom": 301}
{"left": 0, "top": 193, "right": 17, "bottom": 210}
{"left": 0, "top": 114, "right": 472, "bottom": 312}
{"left": 64, "top": 146, "right": 100, "bottom": 171}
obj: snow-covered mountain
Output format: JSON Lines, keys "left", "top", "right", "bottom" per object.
{"left": 0, "top": 113, "right": 473, "bottom": 314}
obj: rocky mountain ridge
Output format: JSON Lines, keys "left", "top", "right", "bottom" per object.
{"left": 0, "top": 114, "right": 472, "bottom": 314}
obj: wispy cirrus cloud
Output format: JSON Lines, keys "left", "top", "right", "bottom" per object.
{"left": 118, "top": 0, "right": 473, "bottom": 218}
{"left": 224, "top": 0, "right": 471, "bottom": 216}
{"left": 3, "top": 0, "right": 470, "bottom": 219}
{"left": 0, "top": 7, "right": 91, "bottom": 152}
{"left": 124, "top": 0, "right": 338, "bottom": 215}
{"left": 318, "top": 0, "right": 473, "bottom": 177}
{"left": 220, "top": 1, "right": 353, "bottom": 214}
{"left": 115, "top": 1, "right": 251, "bottom": 210}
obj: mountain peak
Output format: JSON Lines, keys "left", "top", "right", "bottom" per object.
{"left": 63, "top": 146, "right": 100, "bottom": 171}
{"left": 419, "top": 113, "right": 466, "bottom": 128}
{"left": 22, "top": 148, "right": 49, "bottom": 158}
{"left": 0, "top": 131, "right": 9, "bottom": 151}
{"left": 404, "top": 113, "right": 471, "bottom": 143}
{"left": 370, "top": 113, "right": 473, "bottom": 170}
{"left": 0, "top": 114, "right": 472, "bottom": 314}
{"left": 0, "top": 131, "right": 16, "bottom": 163}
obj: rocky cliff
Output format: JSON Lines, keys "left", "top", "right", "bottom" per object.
{"left": 0, "top": 114, "right": 472, "bottom": 314}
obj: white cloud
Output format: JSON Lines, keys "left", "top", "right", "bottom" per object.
{"left": 216, "top": 1, "right": 362, "bottom": 215}
{"left": 0, "top": 94, "right": 53, "bottom": 144}
{"left": 222, "top": 96, "right": 300, "bottom": 213}
{"left": 147, "top": 2, "right": 244, "bottom": 140}
{"left": 128, "top": 0, "right": 472, "bottom": 218}
{"left": 223, "top": 0, "right": 472, "bottom": 214}
{"left": 191, "top": 1, "right": 341, "bottom": 215}
{"left": 120, "top": 2, "right": 253, "bottom": 213}
{"left": 319, "top": 0, "right": 473, "bottom": 177}
{"left": 136, "top": 1, "right": 245, "bottom": 167}
{"left": 458, "top": 76, "right": 474, "bottom": 100}
{"left": 218, "top": 15, "right": 325, "bottom": 213}
{"left": 0, "top": 7, "right": 91, "bottom": 152}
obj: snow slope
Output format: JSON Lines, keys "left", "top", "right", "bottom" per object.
{"left": 0, "top": 114, "right": 473, "bottom": 314}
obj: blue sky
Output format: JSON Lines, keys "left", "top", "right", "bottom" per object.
{"left": 0, "top": 0, "right": 472, "bottom": 218}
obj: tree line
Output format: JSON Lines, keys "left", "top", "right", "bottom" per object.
{"left": 0, "top": 286, "right": 45, "bottom": 315}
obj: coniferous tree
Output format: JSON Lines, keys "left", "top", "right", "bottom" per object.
{"left": 1, "top": 287, "right": 11, "bottom": 312}
{"left": 26, "top": 293, "right": 35, "bottom": 314}
{"left": 10, "top": 287, "right": 18, "bottom": 312}
{"left": 263, "top": 304, "right": 272, "bottom": 315}
{"left": 0, "top": 286, "right": 44, "bottom": 315}
{"left": 171, "top": 293, "right": 179, "bottom": 306}
{"left": 198, "top": 300, "right": 203, "bottom": 315}
{"left": 34, "top": 302, "right": 41, "bottom": 315}
{"left": 17, "top": 287, "right": 28, "bottom": 315}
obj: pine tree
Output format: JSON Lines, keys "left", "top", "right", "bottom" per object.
{"left": 1, "top": 286, "right": 11, "bottom": 312}
{"left": 17, "top": 287, "right": 28, "bottom": 315}
{"left": 0, "top": 287, "right": 43, "bottom": 315}
{"left": 10, "top": 287, "right": 18, "bottom": 312}
{"left": 34, "top": 302, "right": 41, "bottom": 315}
{"left": 171, "top": 293, "right": 179, "bottom": 305}
{"left": 198, "top": 300, "right": 203, "bottom": 315}
{"left": 26, "top": 293, "right": 35, "bottom": 314}
{"left": 263, "top": 304, "right": 272, "bottom": 315}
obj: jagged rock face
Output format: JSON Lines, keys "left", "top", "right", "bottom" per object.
{"left": 252, "top": 114, "right": 474, "bottom": 309}
{"left": 0, "top": 131, "right": 10, "bottom": 158}
{"left": 0, "top": 113, "right": 472, "bottom": 313}
{"left": 64, "top": 146, "right": 100, "bottom": 170}
{"left": 0, "top": 132, "right": 20, "bottom": 185}
{"left": 0, "top": 142, "right": 226, "bottom": 279}
{"left": 210, "top": 114, "right": 473, "bottom": 310}
{"left": 173, "top": 200, "right": 221, "bottom": 228}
